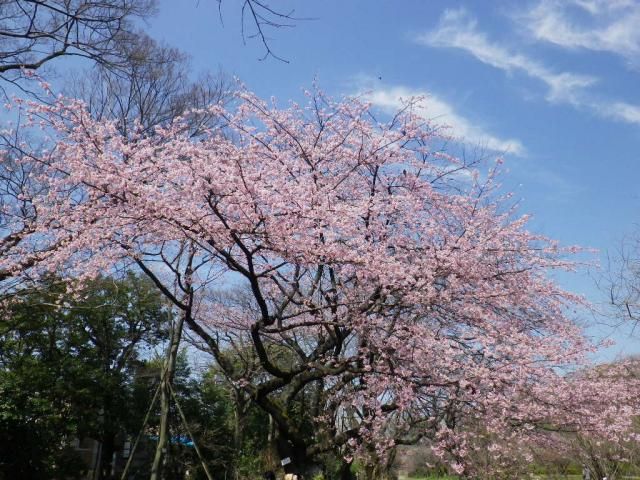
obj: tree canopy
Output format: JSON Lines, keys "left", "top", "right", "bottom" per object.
{"left": 0, "top": 274, "right": 167, "bottom": 479}
{"left": 1, "top": 86, "right": 639, "bottom": 477}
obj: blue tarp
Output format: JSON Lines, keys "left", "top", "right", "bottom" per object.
{"left": 147, "top": 435, "right": 194, "bottom": 448}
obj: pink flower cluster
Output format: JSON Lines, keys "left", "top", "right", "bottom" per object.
{"left": 1, "top": 87, "right": 638, "bottom": 476}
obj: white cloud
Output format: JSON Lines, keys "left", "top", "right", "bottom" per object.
{"left": 417, "top": 8, "right": 640, "bottom": 128}
{"left": 363, "top": 84, "right": 525, "bottom": 156}
{"left": 416, "top": 8, "right": 597, "bottom": 105}
{"left": 598, "top": 101, "right": 640, "bottom": 125}
{"left": 521, "top": 0, "right": 640, "bottom": 62}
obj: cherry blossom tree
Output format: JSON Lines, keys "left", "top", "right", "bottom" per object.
{"left": 1, "top": 87, "right": 639, "bottom": 478}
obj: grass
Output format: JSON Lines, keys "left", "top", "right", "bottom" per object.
{"left": 399, "top": 476, "right": 583, "bottom": 480}
{"left": 402, "top": 476, "right": 640, "bottom": 480}
{"left": 399, "top": 476, "right": 459, "bottom": 480}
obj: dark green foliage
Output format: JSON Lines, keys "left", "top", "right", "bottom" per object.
{"left": 0, "top": 274, "right": 168, "bottom": 479}
{"left": 142, "top": 353, "right": 272, "bottom": 480}
{"left": 0, "top": 275, "right": 338, "bottom": 479}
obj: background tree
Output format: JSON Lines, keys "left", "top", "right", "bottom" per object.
{"left": 67, "top": 35, "right": 232, "bottom": 139}
{"left": 0, "top": 0, "right": 156, "bottom": 93}
{"left": 0, "top": 280, "right": 89, "bottom": 480}
{"left": 0, "top": 22, "right": 232, "bottom": 477}
{"left": 0, "top": 273, "right": 168, "bottom": 480}
{"left": 217, "top": 0, "right": 308, "bottom": 63}
{"left": 158, "top": 352, "right": 270, "bottom": 480}
{"left": 0, "top": 0, "right": 308, "bottom": 96}
{"left": 604, "top": 235, "right": 640, "bottom": 328}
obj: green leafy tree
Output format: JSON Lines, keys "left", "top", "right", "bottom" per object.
{"left": 133, "top": 351, "right": 264, "bottom": 480}
{"left": 0, "top": 273, "right": 168, "bottom": 480}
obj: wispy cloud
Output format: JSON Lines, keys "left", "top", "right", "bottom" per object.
{"left": 520, "top": 0, "right": 640, "bottom": 62}
{"left": 598, "top": 101, "right": 640, "bottom": 125}
{"left": 360, "top": 82, "right": 525, "bottom": 156}
{"left": 417, "top": 8, "right": 640, "bottom": 127}
{"left": 416, "top": 8, "right": 597, "bottom": 105}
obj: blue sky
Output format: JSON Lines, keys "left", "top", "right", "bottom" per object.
{"left": 148, "top": 0, "right": 640, "bottom": 358}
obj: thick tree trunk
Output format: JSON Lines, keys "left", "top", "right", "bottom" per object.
{"left": 275, "top": 434, "right": 322, "bottom": 479}
{"left": 364, "top": 464, "right": 393, "bottom": 480}
{"left": 338, "top": 459, "right": 356, "bottom": 480}
{"left": 149, "top": 312, "right": 184, "bottom": 480}
{"left": 97, "top": 431, "right": 116, "bottom": 480}
{"left": 97, "top": 392, "right": 116, "bottom": 480}
{"left": 362, "top": 447, "right": 397, "bottom": 480}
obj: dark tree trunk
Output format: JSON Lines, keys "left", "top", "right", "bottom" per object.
{"left": 97, "top": 431, "right": 116, "bottom": 480}
{"left": 338, "top": 459, "right": 356, "bottom": 480}
{"left": 362, "top": 446, "right": 397, "bottom": 480}
{"left": 275, "top": 434, "right": 322, "bottom": 478}
{"left": 97, "top": 392, "right": 117, "bottom": 480}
